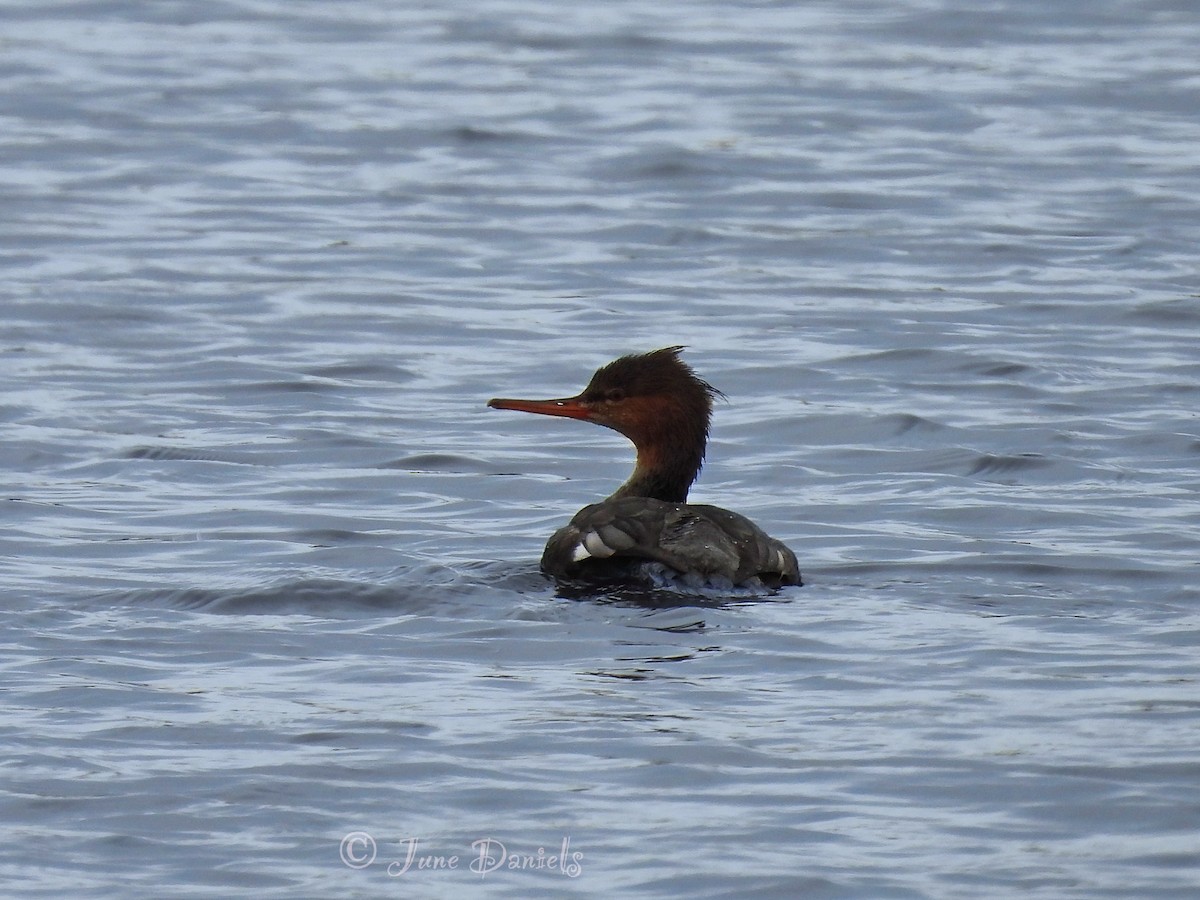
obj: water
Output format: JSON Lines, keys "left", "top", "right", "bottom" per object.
{"left": 2, "top": 0, "right": 1198, "bottom": 896}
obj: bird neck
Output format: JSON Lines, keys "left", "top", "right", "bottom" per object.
{"left": 607, "top": 434, "right": 705, "bottom": 504}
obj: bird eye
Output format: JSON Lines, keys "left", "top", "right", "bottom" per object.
{"left": 604, "top": 388, "right": 625, "bottom": 403}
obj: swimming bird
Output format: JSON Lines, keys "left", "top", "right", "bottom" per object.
{"left": 488, "top": 347, "right": 801, "bottom": 589}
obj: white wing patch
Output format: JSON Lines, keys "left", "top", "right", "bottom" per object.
{"left": 569, "top": 523, "right": 638, "bottom": 564}
{"left": 583, "top": 530, "right": 617, "bottom": 558}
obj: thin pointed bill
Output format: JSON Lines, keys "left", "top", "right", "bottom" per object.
{"left": 487, "top": 396, "right": 592, "bottom": 421}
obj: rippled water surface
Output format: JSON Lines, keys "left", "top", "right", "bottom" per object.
{"left": 3, "top": 1, "right": 1199, "bottom": 897}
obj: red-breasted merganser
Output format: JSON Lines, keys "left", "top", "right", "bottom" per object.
{"left": 488, "top": 347, "right": 801, "bottom": 589}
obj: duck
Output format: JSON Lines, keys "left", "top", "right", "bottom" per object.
{"left": 488, "top": 346, "right": 800, "bottom": 589}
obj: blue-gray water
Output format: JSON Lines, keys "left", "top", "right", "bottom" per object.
{"left": 3, "top": 1, "right": 1199, "bottom": 897}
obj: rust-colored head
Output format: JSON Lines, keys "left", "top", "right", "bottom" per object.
{"left": 488, "top": 346, "right": 723, "bottom": 502}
